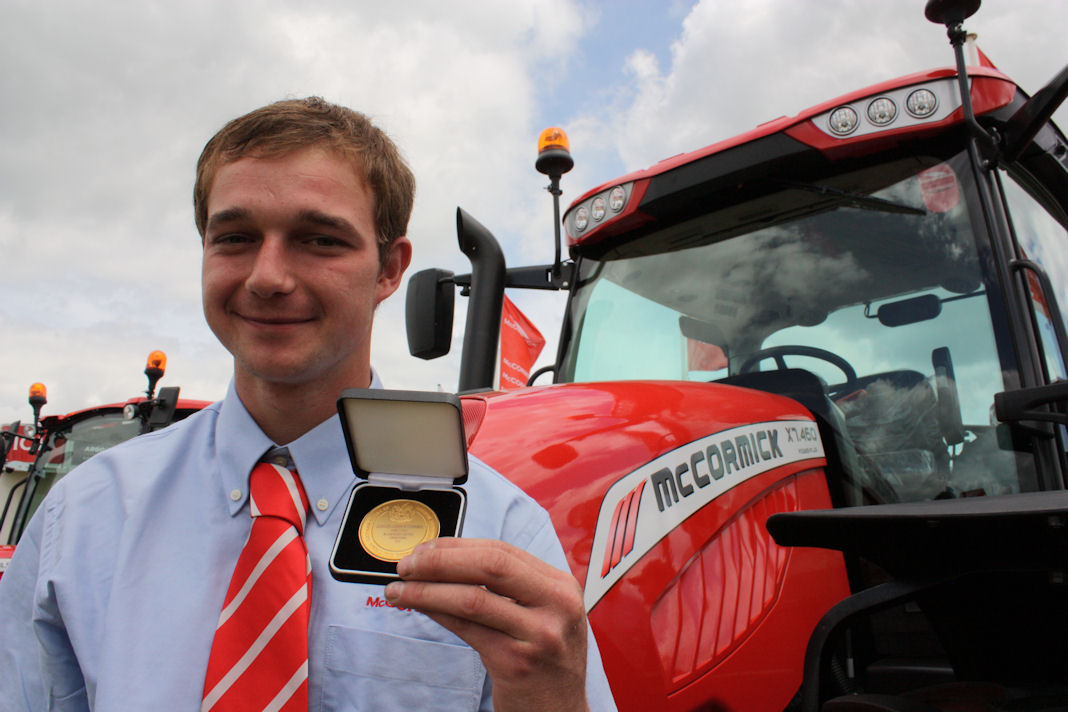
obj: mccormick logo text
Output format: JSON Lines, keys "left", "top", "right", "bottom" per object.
{"left": 583, "top": 420, "right": 823, "bottom": 611}
{"left": 365, "top": 596, "right": 411, "bottom": 612}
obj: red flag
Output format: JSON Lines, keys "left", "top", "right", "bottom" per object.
{"left": 499, "top": 296, "right": 546, "bottom": 390}
{"left": 976, "top": 46, "right": 997, "bottom": 70}
{"left": 2, "top": 424, "right": 36, "bottom": 470}
{"left": 686, "top": 339, "right": 728, "bottom": 372}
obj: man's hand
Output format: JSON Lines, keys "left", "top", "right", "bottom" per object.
{"left": 384, "top": 538, "right": 590, "bottom": 712}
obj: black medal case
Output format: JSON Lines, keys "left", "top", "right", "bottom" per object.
{"left": 329, "top": 389, "right": 468, "bottom": 585}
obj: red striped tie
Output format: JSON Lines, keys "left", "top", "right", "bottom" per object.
{"left": 202, "top": 462, "right": 312, "bottom": 712}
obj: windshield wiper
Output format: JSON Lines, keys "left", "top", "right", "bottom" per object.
{"left": 776, "top": 180, "right": 927, "bottom": 216}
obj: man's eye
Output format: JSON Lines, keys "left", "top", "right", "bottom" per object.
{"left": 212, "top": 233, "right": 251, "bottom": 245}
{"left": 307, "top": 235, "right": 345, "bottom": 248}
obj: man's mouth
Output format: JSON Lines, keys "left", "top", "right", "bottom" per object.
{"left": 238, "top": 313, "right": 315, "bottom": 326}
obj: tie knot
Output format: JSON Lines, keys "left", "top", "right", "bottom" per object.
{"left": 249, "top": 461, "right": 309, "bottom": 533}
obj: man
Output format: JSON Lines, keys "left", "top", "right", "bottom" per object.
{"left": 0, "top": 97, "right": 615, "bottom": 711}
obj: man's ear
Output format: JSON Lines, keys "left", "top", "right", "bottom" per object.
{"left": 375, "top": 236, "right": 413, "bottom": 305}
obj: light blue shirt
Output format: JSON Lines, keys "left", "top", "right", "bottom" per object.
{"left": 0, "top": 380, "right": 616, "bottom": 711}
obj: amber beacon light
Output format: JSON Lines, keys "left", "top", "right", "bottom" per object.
{"left": 28, "top": 383, "right": 47, "bottom": 409}
{"left": 536, "top": 127, "right": 574, "bottom": 178}
{"left": 28, "top": 382, "right": 47, "bottom": 428}
{"left": 535, "top": 127, "right": 575, "bottom": 274}
{"left": 144, "top": 350, "right": 167, "bottom": 399}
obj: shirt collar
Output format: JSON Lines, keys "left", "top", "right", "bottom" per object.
{"left": 215, "top": 370, "right": 383, "bottom": 525}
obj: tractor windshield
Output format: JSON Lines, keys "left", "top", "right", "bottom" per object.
{"left": 560, "top": 150, "right": 1043, "bottom": 503}
{"left": 37, "top": 412, "right": 140, "bottom": 485}
{"left": 3, "top": 411, "right": 140, "bottom": 544}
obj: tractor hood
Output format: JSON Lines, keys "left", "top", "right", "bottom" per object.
{"left": 459, "top": 380, "right": 847, "bottom": 709}
{"left": 460, "top": 380, "right": 829, "bottom": 604}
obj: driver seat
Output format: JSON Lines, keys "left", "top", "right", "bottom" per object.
{"left": 835, "top": 370, "right": 948, "bottom": 501}
{"left": 714, "top": 368, "right": 894, "bottom": 506}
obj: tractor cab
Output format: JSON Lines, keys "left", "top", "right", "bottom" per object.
{"left": 557, "top": 144, "right": 1066, "bottom": 509}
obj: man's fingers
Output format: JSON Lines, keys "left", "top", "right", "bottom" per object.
{"left": 385, "top": 538, "right": 587, "bottom": 655}
{"left": 385, "top": 538, "right": 591, "bottom": 711}
{"left": 385, "top": 579, "right": 525, "bottom": 640}
{"left": 385, "top": 578, "right": 587, "bottom": 686}
{"left": 396, "top": 537, "right": 571, "bottom": 605}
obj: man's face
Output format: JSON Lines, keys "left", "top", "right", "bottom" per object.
{"left": 201, "top": 147, "right": 410, "bottom": 391}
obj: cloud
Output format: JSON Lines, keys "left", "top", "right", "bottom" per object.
{"left": 0, "top": 0, "right": 591, "bottom": 421}
{"left": 2, "top": 0, "right": 1067, "bottom": 425}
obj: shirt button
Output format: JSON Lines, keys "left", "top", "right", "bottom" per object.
{"left": 317, "top": 498, "right": 328, "bottom": 511}
{"left": 271, "top": 455, "right": 288, "bottom": 466}
{"left": 230, "top": 489, "right": 242, "bottom": 501}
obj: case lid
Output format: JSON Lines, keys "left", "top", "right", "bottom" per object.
{"left": 337, "top": 388, "right": 469, "bottom": 487}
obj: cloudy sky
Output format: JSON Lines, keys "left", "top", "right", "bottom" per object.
{"left": 2, "top": 0, "right": 1066, "bottom": 424}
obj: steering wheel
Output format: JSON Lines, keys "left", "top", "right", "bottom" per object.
{"left": 738, "top": 345, "right": 858, "bottom": 398}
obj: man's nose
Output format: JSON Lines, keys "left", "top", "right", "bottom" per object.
{"left": 245, "top": 239, "right": 296, "bottom": 297}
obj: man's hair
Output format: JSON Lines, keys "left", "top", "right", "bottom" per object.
{"left": 194, "top": 97, "right": 415, "bottom": 260}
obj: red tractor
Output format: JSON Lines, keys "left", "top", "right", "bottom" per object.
{"left": 0, "top": 351, "right": 209, "bottom": 575}
{"left": 407, "top": 1, "right": 1068, "bottom": 709}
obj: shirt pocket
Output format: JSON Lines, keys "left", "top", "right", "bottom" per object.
{"left": 48, "top": 685, "right": 88, "bottom": 711}
{"left": 320, "top": 625, "right": 485, "bottom": 711}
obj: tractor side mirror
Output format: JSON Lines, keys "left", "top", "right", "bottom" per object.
{"left": 144, "top": 386, "right": 181, "bottom": 433}
{"left": 406, "top": 268, "right": 456, "bottom": 360}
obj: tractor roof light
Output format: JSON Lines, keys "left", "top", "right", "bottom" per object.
{"left": 814, "top": 80, "right": 957, "bottom": 140}
{"left": 867, "top": 97, "right": 898, "bottom": 126}
{"left": 591, "top": 197, "right": 607, "bottom": 222}
{"left": 828, "top": 106, "right": 860, "bottom": 136}
{"left": 568, "top": 183, "right": 635, "bottom": 238}
{"left": 906, "top": 88, "right": 939, "bottom": 118}
{"left": 574, "top": 206, "right": 590, "bottom": 232}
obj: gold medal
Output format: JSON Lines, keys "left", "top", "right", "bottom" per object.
{"left": 359, "top": 499, "right": 440, "bottom": 562}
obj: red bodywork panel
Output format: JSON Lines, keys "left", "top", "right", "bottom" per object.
{"left": 462, "top": 381, "right": 850, "bottom": 711}
{"left": 0, "top": 545, "right": 13, "bottom": 580}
